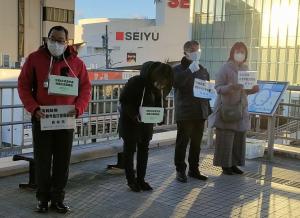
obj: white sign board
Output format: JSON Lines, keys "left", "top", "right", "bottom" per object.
{"left": 40, "top": 105, "right": 76, "bottom": 131}
{"left": 48, "top": 75, "right": 79, "bottom": 96}
{"left": 193, "top": 78, "right": 215, "bottom": 99}
{"left": 238, "top": 71, "right": 257, "bottom": 89}
{"left": 139, "top": 107, "right": 164, "bottom": 124}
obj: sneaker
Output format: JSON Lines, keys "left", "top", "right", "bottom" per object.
{"left": 36, "top": 201, "right": 48, "bottom": 213}
{"left": 231, "top": 166, "right": 244, "bottom": 174}
{"left": 222, "top": 167, "right": 234, "bottom": 175}
{"left": 50, "top": 202, "right": 70, "bottom": 213}
{"left": 176, "top": 171, "right": 187, "bottom": 183}
{"left": 188, "top": 170, "right": 208, "bottom": 181}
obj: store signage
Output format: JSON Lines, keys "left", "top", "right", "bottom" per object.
{"left": 168, "top": 0, "right": 189, "bottom": 8}
{"left": 116, "top": 32, "right": 159, "bottom": 41}
{"left": 127, "top": 53, "right": 136, "bottom": 63}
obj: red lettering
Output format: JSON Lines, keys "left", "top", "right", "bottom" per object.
{"left": 168, "top": 0, "right": 179, "bottom": 8}
{"left": 168, "top": 0, "right": 190, "bottom": 8}
{"left": 180, "top": 0, "right": 190, "bottom": 8}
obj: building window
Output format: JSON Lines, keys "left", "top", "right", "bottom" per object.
{"left": 192, "top": 0, "right": 300, "bottom": 84}
{"left": 43, "top": 7, "right": 74, "bottom": 24}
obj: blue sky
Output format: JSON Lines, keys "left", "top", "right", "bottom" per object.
{"left": 75, "top": 0, "right": 156, "bottom": 23}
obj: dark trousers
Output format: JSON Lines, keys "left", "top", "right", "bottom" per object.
{"left": 123, "top": 139, "right": 149, "bottom": 184}
{"left": 32, "top": 121, "right": 73, "bottom": 203}
{"left": 174, "top": 119, "right": 205, "bottom": 172}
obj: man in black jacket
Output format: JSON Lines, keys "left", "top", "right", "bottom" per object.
{"left": 119, "top": 61, "right": 173, "bottom": 192}
{"left": 173, "top": 40, "right": 211, "bottom": 183}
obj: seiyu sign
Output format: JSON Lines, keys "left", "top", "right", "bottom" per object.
{"left": 116, "top": 32, "right": 159, "bottom": 41}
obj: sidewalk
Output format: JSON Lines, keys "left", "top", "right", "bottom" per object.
{"left": 0, "top": 145, "right": 300, "bottom": 217}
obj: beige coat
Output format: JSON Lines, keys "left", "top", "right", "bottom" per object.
{"left": 210, "top": 61, "right": 250, "bottom": 132}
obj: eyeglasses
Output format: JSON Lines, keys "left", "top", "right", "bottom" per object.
{"left": 48, "top": 38, "right": 67, "bottom": 45}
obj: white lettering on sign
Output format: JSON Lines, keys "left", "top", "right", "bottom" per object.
{"left": 238, "top": 71, "right": 258, "bottom": 89}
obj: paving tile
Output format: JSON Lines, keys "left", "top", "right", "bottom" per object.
{"left": 0, "top": 146, "right": 300, "bottom": 217}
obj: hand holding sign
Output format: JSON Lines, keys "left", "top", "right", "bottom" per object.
{"left": 34, "top": 109, "right": 46, "bottom": 120}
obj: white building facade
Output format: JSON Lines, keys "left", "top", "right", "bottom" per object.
{"left": 75, "top": 0, "right": 192, "bottom": 69}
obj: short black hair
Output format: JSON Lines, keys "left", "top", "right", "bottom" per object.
{"left": 228, "top": 42, "right": 248, "bottom": 62}
{"left": 48, "top": 26, "right": 69, "bottom": 39}
{"left": 183, "top": 40, "right": 199, "bottom": 52}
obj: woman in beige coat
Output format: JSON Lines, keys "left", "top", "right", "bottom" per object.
{"left": 212, "top": 42, "right": 259, "bottom": 175}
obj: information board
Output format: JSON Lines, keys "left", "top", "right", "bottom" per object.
{"left": 40, "top": 105, "right": 76, "bottom": 130}
{"left": 247, "top": 81, "right": 288, "bottom": 116}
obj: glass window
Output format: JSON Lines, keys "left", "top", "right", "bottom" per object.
{"left": 287, "top": 63, "right": 295, "bottom": 83}
{"left": 68, "top": 10, "right": 74, "bottom": 24}
{"left": 43, "top": 7, "right": 74, "bottom": 24}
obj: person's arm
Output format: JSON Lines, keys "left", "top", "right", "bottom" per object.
{"left": 173, "top": 66, "right": 194, "bottom": 89}
{"left": 74, "top": 62, "right": 92, "bottom": 117}
{"left": 17, "top": 54, "right": 40, "bottom": 115}
{"left": 245, "top": 85, "right": 260, "bottom": 95}
{"left": 215, "top": 67, "right": 241, "bottom": 95}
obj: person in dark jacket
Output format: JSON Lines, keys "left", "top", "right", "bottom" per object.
{"left": 173, "top": 40, "right": 211, "bottom": 183}
{"left": 18, "top": 26, "right": 91, "bottom": 213}
{"left": 119, "top": 61, "right": 173, "bottom": 192}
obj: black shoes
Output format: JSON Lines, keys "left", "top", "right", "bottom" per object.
{"left": 138, "top": 181, "right": 153, "bottom": 191}
{"left": 128, "top": 180, "right": 153, "bottom": 192}
{"left": 222, "top": 166, "right": 244, "bottom": 175}
{"left": 222, "top": 167, "right": 234, "bottom": 175}
{"left": 128, "top": 181, "right": 141, "bottom": 192}
{"left": 176, "top": 171, "right": 187, "bottom": 183}
{"left": 231, "top": 166, "right": 244, "bottom": 174}
{"left": 188, "top": 170, "right": 208, "bottom": 181}
{"left": 36, "top": 201, "right": 48, "bottom": 213}
{"left": 50, "top": 202, "right": 70, "bottom": 213}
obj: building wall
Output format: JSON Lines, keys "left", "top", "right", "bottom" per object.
{"left": 0, "top": 0, "right": 18, "bottom": 65}
{"left": 192, "top": 0, "right": 300, "bottom": 85}
{"left": 0, "top": 0, "right": 74, "bottom": 67}
{"left": 75, "top": 0, "right": 191, "bottom": 69}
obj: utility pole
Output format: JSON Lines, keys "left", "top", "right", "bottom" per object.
{"left": 101, "top": 25, "right": 109, "bottom": 69}
{"left": 105, "top": 25, "right": 109, "bottom": 69}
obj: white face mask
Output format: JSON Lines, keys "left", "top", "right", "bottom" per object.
{"left": 47, "top": 40, "right": 66, "bottom": 57}
{"left": 187, "top": 50, "right": 201, "bottom": 61}
{"left": 234, "top": 52, "right": 245, "bottom": 63}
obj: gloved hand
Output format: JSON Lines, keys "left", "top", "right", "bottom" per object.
{"left": 188, "top": 61, "right": 200, "bottom": 73}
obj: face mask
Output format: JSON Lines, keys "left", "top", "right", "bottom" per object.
{"left": 47, "top": 40, "right": 66, "bottom": 57}
{"left": 187, "top": 50, "right": 201, "bottom": 61}
{"left": 234, "top": 52, "right": 245, "bottom": 63}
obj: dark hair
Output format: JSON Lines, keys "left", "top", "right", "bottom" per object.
{"left": 228, "top": 42, "right": 248, "bottom": 62}
{"left": 150, "top": 62, "right": 173, "bottom": 86}
{"left": 183, "top": 40, "right": 199, "bottom": 52}
{"left": 48, "top": 26, "right": 69, "bottom": 39}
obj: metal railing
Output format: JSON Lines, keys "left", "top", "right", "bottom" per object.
{"left": 247, "top": 85, "right": 300, "bottom": 159}
{"left": 1, "top": 80, "right": 300, "bottom": 159}
{"left": 0, "top": 80, "right": 175, "bottom": 157}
